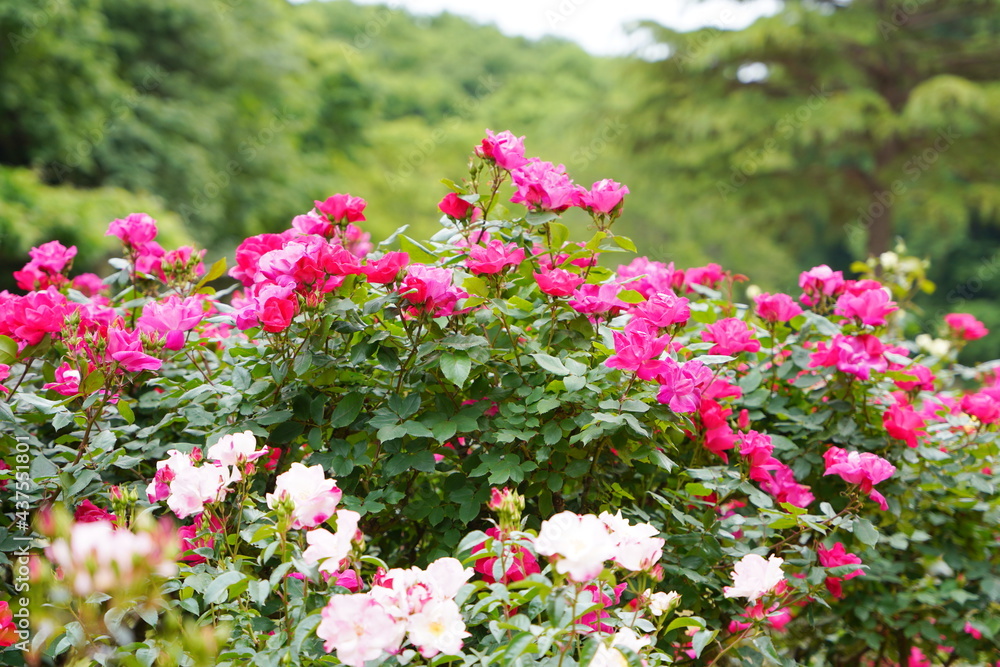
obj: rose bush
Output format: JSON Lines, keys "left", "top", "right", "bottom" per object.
{"left": 1, "top": 130, "right": 999, "bottom": 666}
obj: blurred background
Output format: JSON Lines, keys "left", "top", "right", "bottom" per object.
{"left": 1, "top": 0, "right": 999, "bottom": 356}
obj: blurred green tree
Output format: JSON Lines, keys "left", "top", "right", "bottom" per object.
{"left": 631, "top": 0, "right": 1000, "bottom": 267}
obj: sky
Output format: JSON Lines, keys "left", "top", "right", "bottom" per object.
{"left": 347, "top": 0, "right": 781, "bottom": 56}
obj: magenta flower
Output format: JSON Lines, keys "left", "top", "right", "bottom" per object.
{"left": 799, "top": 264, "right": 846, "bottom": 306}
{"left": 754, "top": 292, "right": 802, "bottom": 323}
{"left": 834, "top": 287, "right": 898, "bottom": 326}
{"left": 738, "top": 431, "right": 774, "bottom": 467}
{"left": 817, "top": 542, "right": 864, "bottom": 599}
{"left": 960, "top": 392, "right": 1000, "bottom": 424}
{"left": 314, "top": 194, "right": 367, "bottom": 223}
{"left": 138, "top": 295, "right": 204, "bottom": 351}
{"left": 107, "top": 213, "right": 158, "bottom": 247}
{"left": 43, "top": 362, "right": 83, "bottom": 396}
{"left": 617, "top": 257, "right": 685, "bottom": 297}
{"left": 230, "top": 232, "right": 294, "bottom": 287}
{"left": 631, "top": 291, "right": 691, "bottom": 329}
{"left": 28, "top": 240, "right": 77, "bottom": 274}
{"left": 684, "top": 263, "right": 726, "bottom": 291}
{"left": 579, "top": 179, "right": 629, "bottom": 214}
{"left": 399, "top": 265, "right": 466, "bottom": 316}
{"left": 534, "top": 268, "right": 584, "bottom": 297}
{"left": 474, "top": 129, "right": 528, "bottom": 171}
{"left": 701, "top": 318, "right": 761, "bottom": 356}
{"left": 944, "top": 313, "right": 988, "bottom": 341}
{"left": 438, "top": 193, "right": 475, "bottom": 219}
{"left": 363, "top": 251, "right": 410, "bottom": 284}
{"left": 655, "top": 358, "right": 712, "bottom": 413}
{"left": 809, "top": 333, "right": 888, "bottom": 380}
{"left": 465, "top": 239, "right": 525, "bottom": 275}
{"left": 894, "top": 363, "right": 935, "bottom": 392}
{"left": 567, "top": 283, "right": 626, "bottom": 317}
{"left": 106, "top": 325, "right": 162, "bottom": 372}
{"left": 471, "top": 527, "right": 540, "bottom": 585}
{"left": 510, "top": 159, "right": 581, "bottom": 212}
{"left": 604, "top": 320, "right": 671, "bottom": 380}
{"left": 823, "top": 447, "right": 896, "bottom": 510}
{"left": 882, "top": 402, "right": 926, "bottom": 448}
{"left": 758, "top": 463, "right": 815, "bottom": 508}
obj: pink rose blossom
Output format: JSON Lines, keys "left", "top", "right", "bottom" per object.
{"left": 605, "top": 319, "right": 671, "bottom": 380}
{"left": 823, "top": 447, "right": 896, "bottom": 510}
{"left": 655, "top": 358, "right": 713, "bottom": 414}
{"left": 43, "top": 362, "right": 82, "bottom": 396}
{"left": 960, "top": 392, "right": 1000, "bottom": 424}
{"left": 534, "top": 268, "right": 584, "bottom": 297}
{"left": 799, "top": 264, "right": 846, "bottom": 306}
{"left": 266, "top": 462, "right": 343, "bottom": 530}
{"left": 755, "top": 292, "right": 803, "bottom": 323}
{"left": 438, "top": 193, "right": 475, "bottom": 219}
{"left": 302, "top": 509, "right": 362, "bottom": 575}
{"left": 702, "top": 318, "right": 761, "bottom": 356}
{"left": 809, "top": 333, "right": 888, "bottom": 380}
{"left": 475, "top": 129, "right": 528, "bottom": 171}
{"left": 883, "top": 403, "right": 926, "bottom": 448}
{"left": 817, "top": 542, "right": 864, "bottom": 599}
{"left": 579, "top": 179, "right": 629, "bottom": 214}
{"left": 617, "top": 257, "right": 685, "bottom": 297}
{"left": 945, "top": 313, "right": 988, "bottom": 341}
{"left": 834, "top": 287, "right": 898, "bottom": 327}
{"left": 316, "top": 594, "right": 404, "bottom": 666}
{"left": 631, "top": 291, "right": 691, "bottom": 329}
{"left": 107, "top": 213, "right": 158, "bottom": 247}
{"left": 363, "top": 251, "right": 409, "bottom": 284}
{"left": 723, "top": 553, "right": 784, "bottom": 602}
{"left": 568, "top": 283, "right": 627, "bottom": 317}
{"left": 465, "top": 239, "right": 525, "bottom": 275}
{"left": 138, "top": 295, "right": 204, "bottom": 350}
{"left": 510, "top": 159, "right": 581, "bottom": 212}
{"left": 314, "top": 194, "right": 367, "bottom": 223}
{"left": 106, "top": 325, "right": 162, "bottom": 372}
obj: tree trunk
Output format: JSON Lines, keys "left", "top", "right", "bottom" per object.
{"left": 866, "top": 192, "right": 893, "bottom": 258}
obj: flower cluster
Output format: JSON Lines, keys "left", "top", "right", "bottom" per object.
{"left": 317, "top": 558, "right": 472, "bottom": 665}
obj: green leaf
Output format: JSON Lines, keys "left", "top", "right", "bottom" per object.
{"left": 549, "top": 222, "right": 570, "bottom": 248}
{"left": 613, "top": 235, "right": 637, "bottom": 252}
{"left": 329, "top": 392, "right": 364, "bottom": 428}
{"left": 532, "top": 353, "right": 570, "bottom": 376}
{"left": 203, "top": 571, "right": 247, "bottom": 605}
{"left": 117, "top": 400, "right": 135, "bottom": 425}
{"left": 440, "top": 352, "right": 472, "bottom": 388}
{"left": 194, "top": 256, "right": 227, "bottom": 291}
{"left": 853, "top": 518, "right": 879, "bottom": 546}
{"left": 0, "top": 335, "right": 17, "bottom": 365}
{"left": 666, "top": 617, "right": 704, "bottom": 633}
{"left": 81, "top": 370, "right": 105, "bottom": 395}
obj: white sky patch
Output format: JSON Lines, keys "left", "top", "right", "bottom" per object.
{"left": 337, "top": 0, "right": 781, "bottom": 56}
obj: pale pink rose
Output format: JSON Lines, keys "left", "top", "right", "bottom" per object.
{"left": 723, "top": 553, "right": 784, "bottom": 602}
{"left": 206, "top": 430, "right": 268, "bottom": 468}
{"left": 407, "top": 598, "right": 468, "bottom": 658}
{"left": 535, "top": 511, "right": 616, "bottom": 582}
{"left": 166, "top": 464, "right": 234, "bottom": 519}
{"left": 599, "top": 510, "right": 664, "bottom": 572}
{"left": 423, "top": 557, "right": 474, "bottom": 600}
{"left": 46, "top": 520, "right": 177, "bottom": 596}
{"left": 302, "top": 510, "right": 362, "bottom": 575}
{"left": 316, "top": 594, "right": 404, "bottom": 666}
{"left": 266, "top": 462, "right": 343, "bottom": 530}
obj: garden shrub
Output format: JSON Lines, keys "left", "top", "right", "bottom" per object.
{"left": 1, "top": 130, "right": 998, "bottom": 666}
